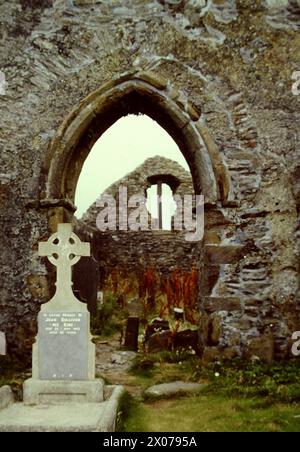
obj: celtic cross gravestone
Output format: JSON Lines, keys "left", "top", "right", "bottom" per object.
{"left": 24, "top": 224, "right": 103, "bottom": 404}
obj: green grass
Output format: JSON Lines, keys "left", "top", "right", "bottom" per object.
{"left": 122, "top": 354, "right": 300, "bottom": 432}
{"left": 129, "top": 354, "right": 300, "bottom": 403}
{"left": 129, "top": 351, "right": 201, "bottom": 384}
{"left": 122, "top": 394, "right": 300, "bottom": 432}
{"left": 202, "top": 359, "right": 300, "bottom": 403}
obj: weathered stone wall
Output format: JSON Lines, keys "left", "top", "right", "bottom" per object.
{"left": 92, "top": 230, "right": 200, "bottom": 324}
{"left": 0, "top": 0, "right": 299, "bottom": 361}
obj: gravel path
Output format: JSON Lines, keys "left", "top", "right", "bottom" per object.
{"left": 95, "top": 336, "right": 142, "bottom": 398}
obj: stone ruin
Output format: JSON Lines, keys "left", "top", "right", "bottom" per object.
{"left": 76, "top": 156, "right": 201, "bottom": 325}
{"left": 0, "top": 0, "right": 299, "bottom": 364}
{"left": 75, "top": 155, "right": 202, "bottom": 354}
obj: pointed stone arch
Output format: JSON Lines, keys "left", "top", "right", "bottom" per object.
{"left": 40, "top": 71, "right": 233, "bottom": 222}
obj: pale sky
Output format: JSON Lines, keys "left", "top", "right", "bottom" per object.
{"left": 75, "top": 114, "right": 189, "bottom": 220}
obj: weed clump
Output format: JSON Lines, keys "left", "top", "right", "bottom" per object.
{"left": 91, "top": 293, "right": 128, "bottom": 338}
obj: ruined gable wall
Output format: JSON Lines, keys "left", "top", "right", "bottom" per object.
{"left": 0, "top": 0, "right": 299, "bottom": 359}
{"left": 79, "top": 156, "right": 200, "bottom": 323}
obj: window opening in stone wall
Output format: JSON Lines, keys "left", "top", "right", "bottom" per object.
{"left": 146, "top": 182, "right": 177, "bottom": 230}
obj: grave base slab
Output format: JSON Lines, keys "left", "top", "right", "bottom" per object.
{"left": 23, "top": 378, "right": 105, "bottom": 405}
{"left": 0, "top": 385, "right": 124, "bottom": 432}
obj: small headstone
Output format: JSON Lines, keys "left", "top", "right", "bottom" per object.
{"left": 145, "top": 317, "right": 170, "bottom": 341}
{"left": 0, "top": 332, "right": 6, "bottom": 355}
{"left": 174, "top": 307, "right": 184, "bottom": 321}
{"left": 124, "top": 316, "right": 139, "bottom": 351}
{"left": 0, "top": 386, "right": 13, "bottom": 410}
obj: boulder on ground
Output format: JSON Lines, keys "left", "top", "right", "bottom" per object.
{"left": 144, "top": 381, "right": 208, "bottom": 399}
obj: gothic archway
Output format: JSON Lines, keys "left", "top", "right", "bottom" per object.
{"left": 36, "top": 70, "right": 238, "bottom": 355}
{"left": 39, "top": 71, "right": 233, "bottom": 224}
